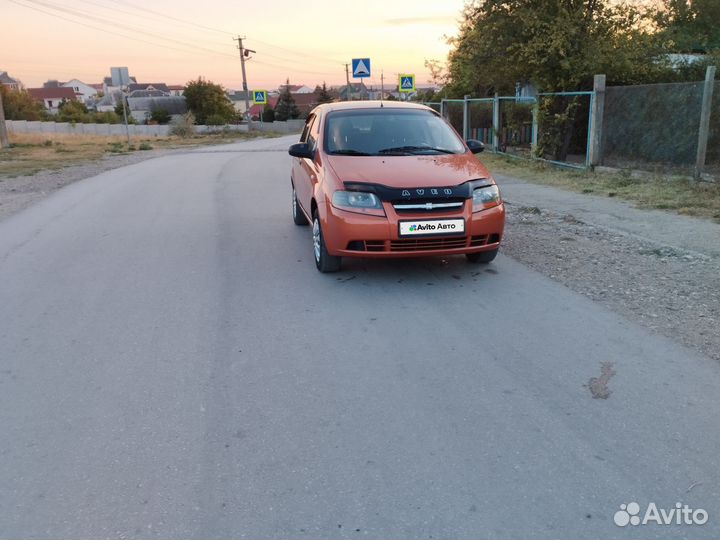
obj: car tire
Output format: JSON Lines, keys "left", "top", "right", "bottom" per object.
{"left": 466, "top": 249, "right": 498, "bottom": 264}
{"left": 312, "top": 212, "right": 341, "bottom": 273}
{"left": 292, "top": 186, "right": 309, "bottom": 226}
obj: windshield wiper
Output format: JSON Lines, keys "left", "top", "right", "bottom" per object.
{"left": 378, "top": 145, "right": 457, "bottom": 155}
{"left": 329, "top": 149, "right": 373, "bottom": 156}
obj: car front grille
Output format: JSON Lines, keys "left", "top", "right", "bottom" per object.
{"left": 390, "top": 237, "right": 469, "bottom": 251}
{"left": 391, "top": 198, "right": 466, "bottom": 213}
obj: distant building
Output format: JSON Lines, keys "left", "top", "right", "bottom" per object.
{"left": 127, "top": 89, "right": 168, "bottom": 98}
{"left": 278, "top": 84, "right": 314, "bottom": 94}
{"left": 248, "top": 95, "right": 279, "bottom": 120}
{"left": 228, "top": 90, "right": 252, "bottom": 115}
{"left": 337, "top": 82, "right": 368, "bottom": 101}
{"left": 95, "top": 91, "right": 121, "bottom": 113}
{"left": 127, "top": 95, "right": 187, "bottom": 123}
{"left": 127, "top": 83, "right": 170, "bottom": 95}
{"left": 102, "top": 75, "right": 138, "bottom": 96}
{"left": 167, "top": 85, "right": 184, "bottom": 96}
{"left": 27, "top": 87, "right": 77, "bottom": 114}
{"left": 248, "top": 91, "right": 322, "bottom": 120}
{"left": 0, "top": 70, "right": 21, "bottom": 91}
{"left": 62, "top": 79, "right": 99, "bottom": 103}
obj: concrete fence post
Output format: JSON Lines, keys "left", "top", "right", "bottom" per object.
{"left": 589, "top": 74, "right": 606, "bottom": 167}
{"left": 492, "top": 93, "right": 500, "bottom": 152}
{"left": 694, "top": 65, "right": 716, "bottom": 181}
{"left": 531, "top": 98, "right": 539, "bottom": 158}
{"left": 463, "top": 94, "right": 470, "bottom": 140}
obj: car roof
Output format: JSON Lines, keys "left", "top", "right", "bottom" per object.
{"left": 312, "top": 100, "right": 435, "bottom": 115}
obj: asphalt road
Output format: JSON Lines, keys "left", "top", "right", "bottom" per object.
{"left": 1, "top": 135, "right": 719, "bottom": 539}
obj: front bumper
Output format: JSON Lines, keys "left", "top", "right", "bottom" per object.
{"left": 322, "top": 200, "right": 506, "bottom": 258}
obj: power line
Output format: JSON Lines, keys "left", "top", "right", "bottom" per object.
{"left": 9, "top": 0, "right": 227, "bottom": 60}
{"left": 92, "top": 0, "right": 236, "bottom": 36}
{"left": 20, "top": 0, "right": 238, "bottom": 60}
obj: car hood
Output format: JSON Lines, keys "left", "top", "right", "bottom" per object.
{"left": 325, "top": 153, "right": 493, "bottom": 188}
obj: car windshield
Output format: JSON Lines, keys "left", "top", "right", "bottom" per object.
{"left": 324, "top": 108, "right": 466, "bottom": 156}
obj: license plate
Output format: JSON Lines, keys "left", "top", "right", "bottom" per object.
{"left": 399, "top": 219, "right": 465, "bottom": 237}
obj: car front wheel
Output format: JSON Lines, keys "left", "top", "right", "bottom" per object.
{"left": 312, "top": 213, "right": 341, "bottom": 273}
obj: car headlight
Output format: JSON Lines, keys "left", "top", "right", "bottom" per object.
{"left": 332, "top": 190, "right": 385, "bottom": 216}
{"left": 472, "top": 185, "right": 502, "bottom": 212}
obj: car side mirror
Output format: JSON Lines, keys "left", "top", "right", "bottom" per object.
{"left": 289, "top": 142, "right": 315, "bottom": 159}
{"left": 466, "top": 139, "right": 485, "bottom": 154}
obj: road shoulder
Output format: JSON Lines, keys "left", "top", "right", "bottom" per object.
{"left": 497, "top": 172, "right": 720, "bottom": 361}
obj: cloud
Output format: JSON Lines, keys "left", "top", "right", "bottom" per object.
{"left": 385, "top": 15, "right": 456, "bottom": 26}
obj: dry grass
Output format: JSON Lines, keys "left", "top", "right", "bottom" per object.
{"left": 0, "top": 130, "right": 281, "bottom": 178}
{"left": 481, "top": 153, "right": 720, "bottom": 223}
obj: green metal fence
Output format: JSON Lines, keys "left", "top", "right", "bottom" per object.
{"left": 437, "top": 68, "right": 717, "bottom": 179}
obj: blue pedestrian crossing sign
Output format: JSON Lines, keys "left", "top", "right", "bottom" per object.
{"left": 399, "top": 74, "right": 416, "bottom": 93}
{"left": 253, "top": 90, "right": 268, "bottom": 105}
{"left": 351, "top": 58, "right": 371, "bottom": 78}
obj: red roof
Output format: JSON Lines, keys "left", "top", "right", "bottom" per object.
{"left": 249, "top": 93, "right": 322, "bottom": 118}
{"left": 27, "top": 87, "right": 77, "bottom": 101}
{"left": 248, "top": 95, "right": 279, "bottom": 117}
{"left": 167, "top": 84, "right": 184, "bottom": 91}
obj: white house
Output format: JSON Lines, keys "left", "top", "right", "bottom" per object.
{"left": 27, "top": 87, "right": 77, "bottom": 114}
{"left": 62, "top": 79, "right": 98, "bottom": 103}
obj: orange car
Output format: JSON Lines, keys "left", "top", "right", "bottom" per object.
{"left": 289, "top": 101, "right": 505, "bottom": 272}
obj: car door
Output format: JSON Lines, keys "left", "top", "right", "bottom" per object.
{"left": 292, "top": 114, "right": 316, "bottom": 218}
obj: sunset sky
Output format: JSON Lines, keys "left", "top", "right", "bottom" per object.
{"left": 2, "top": 0, "right": 466, "bottom": 90}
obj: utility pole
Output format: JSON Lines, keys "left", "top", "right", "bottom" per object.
{"left": 234, "top": 36, "right": 254, "bottom": 121}
{"left": 0, "top": 90, "right": 9, "bottom": 149}
{"left": 344, "top": 63, "right": 351, "bottom": 101}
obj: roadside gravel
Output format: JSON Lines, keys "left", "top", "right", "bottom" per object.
{"left": 502, "top": 200, "right": 720, "bottom": 361}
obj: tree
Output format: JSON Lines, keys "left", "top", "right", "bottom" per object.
{"left": 315, "top": 82, "right": 334, "bottom": 104}
{"left": 150, "top": 107, "right": 171, "bottom": 124}
{"left": 261, "top": 105, "right": 275, "bottom": 122}
{"left": 57, "top": 100, "right": 89, "bottom": 123}
{"left": 114, "top": 99, "right": 126, "bottom": 118}
{"left": 0, "top": 85, "right": 46, "bottom": 120}
{"left": 183, "top": 77, "right": 235, "bottom": 124}
{"left": 655, "top": 0, "right": 720, "bottom": 53}
{"left": 274, "top": 78, "right": 300, "bottom": 121}
{"left": 445, "top": 0, "right": 666, "bottom": 97}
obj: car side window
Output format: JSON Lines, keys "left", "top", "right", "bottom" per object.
{"left": 300, "top": 115, "right": 315, "bottom": 143}
{"left": 307, "top": 114, "right": 321, "bottom": 152}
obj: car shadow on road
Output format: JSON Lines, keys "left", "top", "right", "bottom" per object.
{"left": 330, "top": 255, "right": 501, "bottom": 287}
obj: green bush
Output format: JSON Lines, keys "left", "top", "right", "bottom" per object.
{"left": 261, "top": 106, "right": 275, "bottom": 122}
{"left": 150, "top": 108, "right": 171, "bottom": 125}
{"left": 205, "top": 113, "right": 227, "bottom": 126}
{"left": 138, "top": 142, "right": 153, "bottom": 151}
